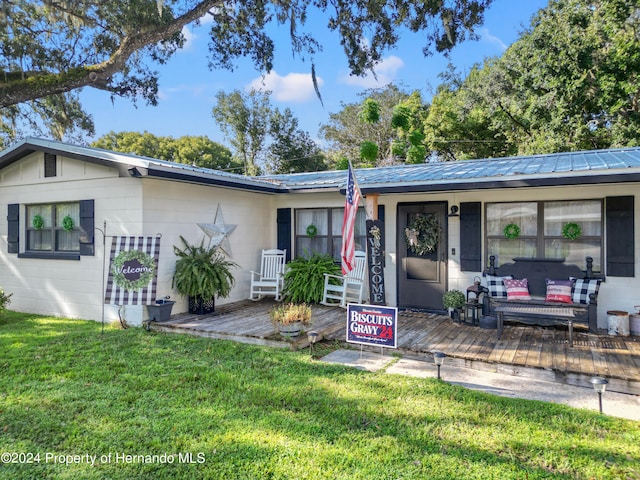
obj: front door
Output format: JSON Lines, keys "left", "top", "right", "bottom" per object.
{"left": 397, "top": 202, "right": 448, "bottom": 311}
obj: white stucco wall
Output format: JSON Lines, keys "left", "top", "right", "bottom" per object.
{"left": 0, "top": 152, "right": 276, "bottom": 326}
{"left": 1, "top": 149, "right": 639, "bottom": 332}
{"left": 139, "top": 178, "right": 276, "bottom": 322}
{"left": 277, "top": 182, "right": 640, "bottom": 330}
{"left": 0, "top": 151, "right": 140, "bottom": 323}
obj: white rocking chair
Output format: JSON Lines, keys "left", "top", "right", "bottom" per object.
{"left": 321, "top": 251, "right": 367, "bottom": 308}
{"left": 249, "top": 249, "right": 286, "bottom": 301}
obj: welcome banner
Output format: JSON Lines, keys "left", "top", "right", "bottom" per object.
{"left": 104, "top": 236, "right": 161, "bottom": 305}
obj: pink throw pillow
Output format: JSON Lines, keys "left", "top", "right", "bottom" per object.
{"left": 503, "top": 278, "right": 531, "bottom": 301}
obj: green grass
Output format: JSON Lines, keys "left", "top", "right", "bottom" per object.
{"left": 0, "top": 311, "right": 638, "bottom": 480}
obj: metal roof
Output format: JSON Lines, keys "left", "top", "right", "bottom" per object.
{"left": 261, "top": 147, "right": 640, "bottom": 193}
{"left": 0, "top": 137, "right": 284, "bottom": 193}
{"left": 2, "top": 138, "right": 640, "bottom": 194}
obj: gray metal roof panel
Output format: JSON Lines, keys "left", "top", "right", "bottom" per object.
{"left": 262, "top": 147, "right": 640, "bottom": 191}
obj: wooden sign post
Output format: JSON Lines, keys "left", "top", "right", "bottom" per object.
{"left": 365, "top": 194, "right": 386, "bottom": 305}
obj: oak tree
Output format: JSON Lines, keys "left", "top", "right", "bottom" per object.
{"left": 91, "top": 131, "right": 240, "bottom": 172}
{"left": 0, "top": 0, "right": 492, "bottom": 146}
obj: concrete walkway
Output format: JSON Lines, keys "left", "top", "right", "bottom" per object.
{"left": 320, "top": 349, "right": 640, "bottom": 421}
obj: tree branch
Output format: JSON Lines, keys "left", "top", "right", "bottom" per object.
{"left": 496, "top": 100, "right": 533, "bottom": 137}
{"left": 0, "top": 0, "right": 222, "bottom": 108}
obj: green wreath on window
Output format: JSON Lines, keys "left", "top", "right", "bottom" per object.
{"left": 32, "top": 214, "right": 45, "bottom": 230}
{"left": 62, "top": 215, "right": 75, "bottom": 232}
{"left": 503, "top": 223, "right": 521, "bottom": 240}
{"left": 562, "top": 222, "right": 582, "bottom": 240}
{"left": 404, "top": 214, "right": 441, "bottom": 255}
{"left": 305, "top": 224, "right": 318, "bottom": 238}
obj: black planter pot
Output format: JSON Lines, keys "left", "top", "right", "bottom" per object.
{"left": 146, "top": 300, "right": 175, "bottom": 322}
{"left": 188, "top": 296, "right": 215, "bottom": 315}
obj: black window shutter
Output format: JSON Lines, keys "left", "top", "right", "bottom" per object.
{"left": 460, "top": 202, "right": 482, "bottom": 272}
{"left": 79, "top": 199, "right": 95, "bottom": 256}
{"left": 276, "top": 208, "right": 291, "bottom": 262}
{"left": 7, "top": 204, "right": 19, "bottom": 254}
{"left": 606, "top": 196, "right": 634, "bottom": 277}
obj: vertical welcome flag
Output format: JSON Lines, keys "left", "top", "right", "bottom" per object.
{"left": 341, "top": 162, "right": 362, "bottom": 274}
{"left": 104, "top": 236, "right": 161, "bottom": 305}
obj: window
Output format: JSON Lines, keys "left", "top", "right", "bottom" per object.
{"left": 295, "top": 207, "right": 366, "bottom": 261}
{"left": 486, "top": 200, "right": 602, "bottom": 271}
{"left": 27, "top": 202, "right": 80, "bottom": 253}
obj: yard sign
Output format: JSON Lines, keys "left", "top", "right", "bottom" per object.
{"left": 104, "top": 236, "right": 161, "bottom": 305}
{"left": 346, "top": 304, "right": 398, "bottom": 348}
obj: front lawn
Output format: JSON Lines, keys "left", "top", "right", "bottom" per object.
{"left": 0, "top": 311, "right": 638, "bottom": 479}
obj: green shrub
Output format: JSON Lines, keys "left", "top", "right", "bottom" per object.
{"left": 442, "top": 289, "right": 465, "bottom": 309}
{"left": 0, "top": 288, "right": 12, "bottom": 312}
{"left": 283, "top": 252, "right": 340, "bottom": 303}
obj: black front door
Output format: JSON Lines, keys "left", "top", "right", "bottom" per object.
{"left": 397, "top": 202, "right": 447, "bottom": 311}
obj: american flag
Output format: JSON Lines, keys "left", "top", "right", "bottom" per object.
{"left": 341, "top": 162, "right": 362, "bottom": 274}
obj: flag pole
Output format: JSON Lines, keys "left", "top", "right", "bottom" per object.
{"left": 94, "top": 221, "right": 107, "bottom": 335}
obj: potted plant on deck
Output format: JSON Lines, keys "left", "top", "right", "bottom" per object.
{"left": 282, "top": 252, "right": 340, "bottom": 303}
{"left": 269, "top": 302, "right": 313, "bottom": 338}
{"left": 172, "top": 236, "right": 237, "bottom": 314}
{"left": 442, "top": 289, "right": 466, "bottom": 321}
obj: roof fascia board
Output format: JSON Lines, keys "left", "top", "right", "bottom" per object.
{"left": 147, "top": 167, "right": 284, "bottom": 193}
{"left": 357, "top": 172, "right": 640, "bottom": 194}
{"left": 0, "top": 139, "right": 149, "bottom": 173}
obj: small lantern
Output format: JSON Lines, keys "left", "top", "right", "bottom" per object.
{"left": 307, "top": 331, "right": 319, "bottom": 356}
{"left": 590, "top": 377, "right": 608, "bottom": 413}
{"left": 433, "top": 352, "right": 446, "bottom": 380}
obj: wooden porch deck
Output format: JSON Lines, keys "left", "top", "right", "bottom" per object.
{"left": 150, "top": 300, "right": 640, "bottom": 395}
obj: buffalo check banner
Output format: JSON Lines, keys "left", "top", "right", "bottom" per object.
{"left": 104, "top": 236, "right": 161, "bottom": 305}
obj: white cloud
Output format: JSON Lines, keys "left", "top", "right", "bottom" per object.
{"left": 479, "top": 28, "right": 508, "bottom": 52}
{"left": 198, "top": 8, "right": 217, "bottom": 25}
{"left": 339, "top": 55, "right": 404, "bottom": 88}
{"left": 180, "top": 9, "right": 215, "bottom": 52}
{"left": 247, "top": 71, "right": 324, "bottom": 102}
{"left": 180, "top": 25, "right": 197, "bottom": 51}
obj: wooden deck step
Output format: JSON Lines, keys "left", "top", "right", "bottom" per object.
{"left": 150, "top": 301, "right": 640, "bottom": 395}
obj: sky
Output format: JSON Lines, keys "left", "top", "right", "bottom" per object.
{"left": 80, "top": 0, "right": 550, "bottom": 147}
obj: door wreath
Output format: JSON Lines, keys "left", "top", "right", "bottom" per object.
{"left": 404, "top": 214, "right": 441, "bottom": 255}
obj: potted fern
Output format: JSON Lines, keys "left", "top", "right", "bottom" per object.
{"left": 172, "top": 236, "right": 238, "bottom": 314}
{"left": 283, "top": 252, "right": 340, "bottom": 303}
{"left": 269, "top": 303, "right": 313, "bottom": 338}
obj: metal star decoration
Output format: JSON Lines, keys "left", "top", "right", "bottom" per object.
{"left": 197, "top": 204, "right": 236, "bottom": 257}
